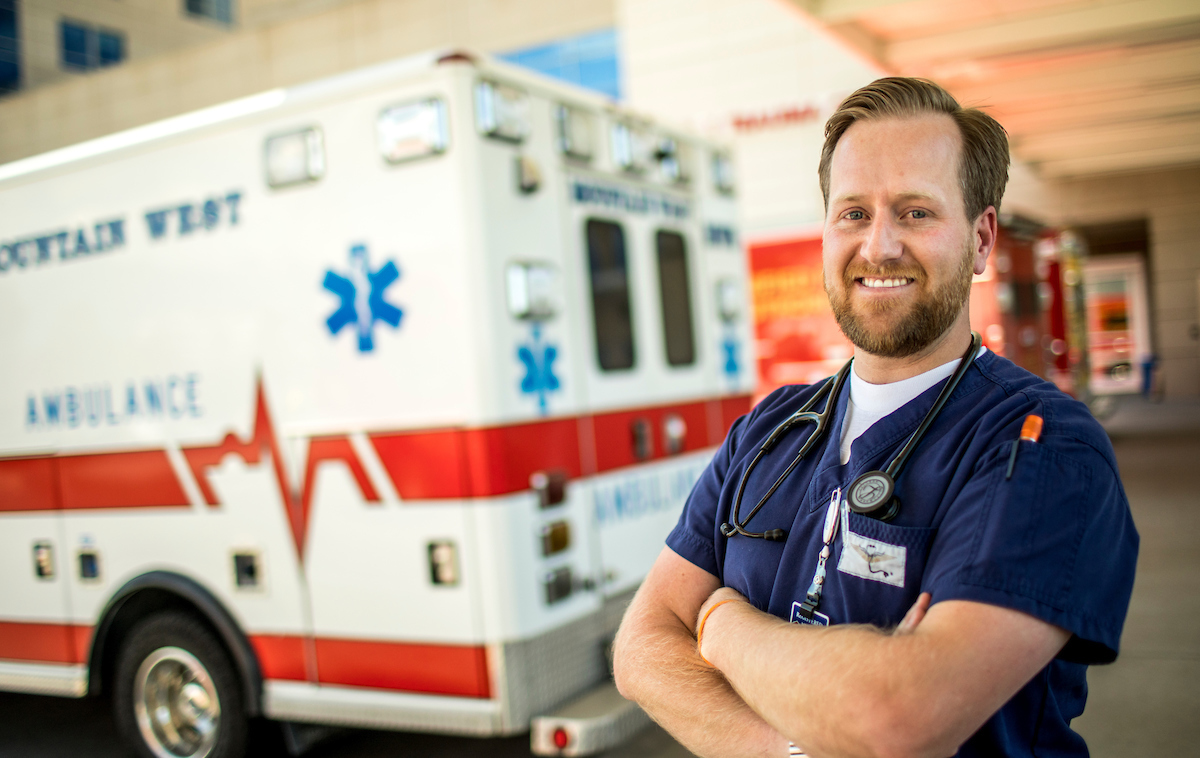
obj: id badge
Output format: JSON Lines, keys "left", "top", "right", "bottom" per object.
{"left": 790, "top": 601, "right": 829, "bottom": 626}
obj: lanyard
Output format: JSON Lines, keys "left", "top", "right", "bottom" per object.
{"left": 795, "top": 487, "right": 841, "bottom": 621}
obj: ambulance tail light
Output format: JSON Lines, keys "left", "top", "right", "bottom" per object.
{"left": 428, "top": 540, "right": 460, "bottom": 586}
{"left": 544, "top": 566, "right": 573, "bottom": 604}
{"left": 556, "top": 104, "right": 593, "bottom": 160}
{"left": 265, "top": 127, "right": 325, "bottom": 188}
{"left": 553, "top": 726, "right": 571, "bottom": 750}
{"left": 476, "top": 80, "right": 530, "bottom": 143}
{"left": 541, "top": 520, "right": 571, "bottom": 557}
{"left": 662, "top": 413, "right": 687, "bottom": 455}
{"left": 713, "top": 151, "right": 736, "bottom": 195}
{"left": 507, "top": 262, "right": 557, "bottom": 320}
{"left": 530, "top": 469, "right": 568, "bottom": 508}
{"left": 377, "top": 98, "right": 449, "bottom": 164}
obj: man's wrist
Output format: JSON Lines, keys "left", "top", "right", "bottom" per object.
{"left": 696, "top": 588, "right": 749, "bottom": 667}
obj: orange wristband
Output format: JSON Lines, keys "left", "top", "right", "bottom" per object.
{"left": 696, "top": 598, "right": 740, "bottom": 666}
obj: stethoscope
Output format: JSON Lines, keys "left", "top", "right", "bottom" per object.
{"left": 720, "top": 331, "right": 982, "bottom": 541}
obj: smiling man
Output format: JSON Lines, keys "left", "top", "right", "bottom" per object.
{"left": 613, "top": 78, "right": 1138, "bottom": 758}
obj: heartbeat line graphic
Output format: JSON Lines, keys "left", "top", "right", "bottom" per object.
{"left": 181, "top": 379, "right": 380, "bottom": 561}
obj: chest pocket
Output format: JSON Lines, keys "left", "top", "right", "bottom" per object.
{"left": 828, "top": 512, "right": 937, "bottom": 628}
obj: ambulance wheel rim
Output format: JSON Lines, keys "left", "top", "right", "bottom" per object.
{"left": 133, "top": 646, "right": 221, "bottom": 758}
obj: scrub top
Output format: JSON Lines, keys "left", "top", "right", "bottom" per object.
{"left": 667, "top": 351, "right": 1139, "bottom": 757}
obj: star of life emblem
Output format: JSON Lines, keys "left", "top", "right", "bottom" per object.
{"left": 322, "top": 243, "right": 402, "bottom": 352}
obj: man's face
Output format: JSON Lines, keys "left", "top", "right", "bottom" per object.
{"left": 822, "top": 114, "right": 987, "bottom": 358}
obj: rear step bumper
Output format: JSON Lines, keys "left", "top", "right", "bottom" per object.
{"left": 530, "top": 680, "right": 651, "bottom": 756}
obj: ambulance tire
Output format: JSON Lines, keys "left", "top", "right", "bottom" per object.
{"left": 114, "top": 611, "right": 249, "bottom": 758}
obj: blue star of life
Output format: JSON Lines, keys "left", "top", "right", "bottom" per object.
{"left": 518, "top": 322, "right": 561, "bottom": 415}
{"left": 323, "top": 243, "right": 402, "bottom": 352}
{"left": 722, "top": 331, "right": 741, "bottom": 379}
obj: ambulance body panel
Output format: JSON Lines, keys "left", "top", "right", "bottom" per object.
{"left": 0, "top": 51, "right": 754, "bottom": 752}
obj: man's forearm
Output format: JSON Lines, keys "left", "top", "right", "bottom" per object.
{"left": 699, "top": 593, "right": 1069, "bottom": 758}
{"left": 702, "top": 602, "right": 917, "bottom": 758}
{"left": 613, "top": 588, "right": 788, "bottom": 758}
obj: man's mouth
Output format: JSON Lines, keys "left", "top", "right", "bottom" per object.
{"left": 857, "top": 277, "right": 915, "bottom": 289}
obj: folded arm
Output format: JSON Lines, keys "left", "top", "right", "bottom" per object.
{"left": 698, "top": 587, "right": 1070, "bottom": 758}
{"left": 612, "top": 546, "right": 790, "bottom": 758}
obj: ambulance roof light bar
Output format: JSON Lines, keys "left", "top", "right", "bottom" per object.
{"left": 713, "top": 151, "right": 736, "bottom": 195}
{"left": 611, "top": 121, "right": 653, "bottom": 174}
{"left": 556, "top": 104, "right": 593, "bottom": 161}
{"left": 264, "top": 127, "right": 325, "bottom": 188}
{"left": 476, "top": 80, "right": 531, "bottom": 143}
{"left": 377, "top": 98, "right": 449, "bottom": 164}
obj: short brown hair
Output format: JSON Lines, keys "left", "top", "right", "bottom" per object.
{"left": 818, "top": 77, "right": 1009, "bottom": 221}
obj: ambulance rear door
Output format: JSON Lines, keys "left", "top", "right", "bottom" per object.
{"left": 561, "top": 117, "right": 723, "bottom": 599}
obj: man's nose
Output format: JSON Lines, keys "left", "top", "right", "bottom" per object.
{"left": 860, "top": 218, "right": 903, "bottom": 266}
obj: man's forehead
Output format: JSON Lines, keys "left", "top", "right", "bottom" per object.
{"left": 827, "top": 114, "right": 962, "bottom": 200}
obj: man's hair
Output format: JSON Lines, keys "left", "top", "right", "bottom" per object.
{"left": 818, "top": 77, "right": 1009, "bottom": 221}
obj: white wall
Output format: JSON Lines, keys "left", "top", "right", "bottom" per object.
{"left": 619, "top": 0, "right": 1050, "bottom": 239}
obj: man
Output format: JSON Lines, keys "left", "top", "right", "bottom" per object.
{"left": 612, "top": 78, "right": 1138, "bottom": 758}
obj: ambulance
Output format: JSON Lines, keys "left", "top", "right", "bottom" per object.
{"left": 0, "top": 50, "right": 754, "bottom": 757}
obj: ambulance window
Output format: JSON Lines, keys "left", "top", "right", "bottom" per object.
{"left": 655, "top": 230, "right": 696, "bottom": 366}
{"left": 586, "top": 219, "right": 636, "bottom": 371}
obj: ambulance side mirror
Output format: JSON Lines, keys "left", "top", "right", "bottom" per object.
{"left": 506, "top": 262, "right": 557, "bottom": 320}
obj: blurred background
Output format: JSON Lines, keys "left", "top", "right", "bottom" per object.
{"left": 1, "top": 0, "right": 1199, "bottom": 403}
{"left": 1, "top": 1, "right": 1198, "bottom": 757}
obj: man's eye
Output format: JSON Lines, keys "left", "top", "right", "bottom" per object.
{"left": 846, "top": 210, "right": 865, "bottom": 221}
{"left": 909, "top": 210, "right": 928, "bottom": 219}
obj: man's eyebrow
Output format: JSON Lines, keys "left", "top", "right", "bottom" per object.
{"left": 831, "top": 192, "right": 941, "bottom": 205}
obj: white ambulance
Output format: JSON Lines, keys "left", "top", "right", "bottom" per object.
{"left": 0, "top": 50, "right": 754, "bottom": 757}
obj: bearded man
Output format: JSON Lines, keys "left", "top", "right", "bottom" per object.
{"left": 612, "top": 77, "right": 1138, "bottom": 758}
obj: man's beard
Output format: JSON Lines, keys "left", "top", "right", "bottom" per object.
{"left": 825, "top": 247, "right": 974, "bottom": 358}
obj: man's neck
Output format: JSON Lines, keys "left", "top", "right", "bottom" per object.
{"left": 852, "top": 317, "right": 974, "bottom": 385}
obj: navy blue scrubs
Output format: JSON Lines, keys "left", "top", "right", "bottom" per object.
{"left": 668, "top": 351, "right": 1139, "bottom": 757}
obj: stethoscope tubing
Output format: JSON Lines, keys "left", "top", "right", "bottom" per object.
{"left": 722, "top": 332, "right": 982, "bottom": 540}
{"left": 723, "top": 360, "right": 853, "bottom": 540}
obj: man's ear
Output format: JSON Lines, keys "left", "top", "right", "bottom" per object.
{"left": 973, "top": 206, "right": 998, "bottom": 275}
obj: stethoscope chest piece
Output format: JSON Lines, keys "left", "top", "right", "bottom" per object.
{"left": 847, "top": 470, "right": 899, "bottom": 522}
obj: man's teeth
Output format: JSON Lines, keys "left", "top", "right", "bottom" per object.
{"left": 860, "top": 278, "right": 911, "bottom": 288}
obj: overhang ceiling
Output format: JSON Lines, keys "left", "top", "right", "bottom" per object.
{"left": 790, "top": 0, "right": 1200, "bottom": 180}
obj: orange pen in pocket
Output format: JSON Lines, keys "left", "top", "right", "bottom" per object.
{"left": 1006, "top": 415, "right": 1043, "bottom": 480}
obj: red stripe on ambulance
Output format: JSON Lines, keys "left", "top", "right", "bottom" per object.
{"left": 60, "top": 450, "right": 189, "bottom": 509}
{"left": 0, "top": 621, "right": 91, "bottom": 664}
{"left": 314, "top": 637, "right": 490, "bottom": 698}
{"left": 219, "top": 632, "right": 494, "bottom": 698}
{"left": 0, "top": 457, "right": 58, "bottom": 512}
{"left": 0, "top": 451, "right": 189, "bottom": 512}
{"left": 0, "top": 621, "right": 486, "bottom": 698}
{"left": 0, "top": 383, "right": 752, "bottom": 546}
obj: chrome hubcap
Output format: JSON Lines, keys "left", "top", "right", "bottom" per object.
{"left": 133, "top": 646, "right": 220, "bottom": 758}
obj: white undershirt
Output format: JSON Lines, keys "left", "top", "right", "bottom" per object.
{"left": 838, "top": 347, "right": 987, "bottom": 465}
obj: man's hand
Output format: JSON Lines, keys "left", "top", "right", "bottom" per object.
{"left": 895, "top": 591, "right": 932, "bottom": 634}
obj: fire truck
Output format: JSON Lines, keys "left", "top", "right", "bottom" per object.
{"left": 0, "top": 51, "right": 754, "bottom": 757}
